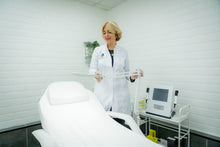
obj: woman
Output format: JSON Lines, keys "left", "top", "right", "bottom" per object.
{"left": 89, "top": 21, "right": 142, "bottom": 115}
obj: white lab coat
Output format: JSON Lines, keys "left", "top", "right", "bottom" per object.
{"left": 89, "top": 44, "right": 131, "bottom": 114}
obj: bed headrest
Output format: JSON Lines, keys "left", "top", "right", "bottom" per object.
{"left": 47, "top": 81, "right": 89, "bottom": 105}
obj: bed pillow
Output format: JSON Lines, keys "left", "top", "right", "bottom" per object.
{"left": 47, "top": 81, "right": 89, "bottom": 105}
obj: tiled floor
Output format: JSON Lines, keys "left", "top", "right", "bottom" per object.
{"left": 1, "top": 123, "right": 219, "bottom": 147}
{"left": 0, "top": 124, "right": 41, "bottom": 147}
{"left": 140, "top": 123, "right": 220, "bottom": 147}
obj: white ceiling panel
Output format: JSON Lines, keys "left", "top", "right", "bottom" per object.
{"left": 77, "top": 0, "right": 127, "bottom": 10}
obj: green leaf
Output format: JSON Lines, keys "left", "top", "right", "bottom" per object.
{"left": 84, "top": 41, "right": 100, "bottom": 66}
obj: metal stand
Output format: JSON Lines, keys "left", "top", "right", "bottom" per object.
{"left": 140, "top": 104, "right": 191, "bottom": 147}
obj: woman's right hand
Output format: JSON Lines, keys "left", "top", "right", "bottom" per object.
{"left": 95, "top": 71, "right": 102, "bottom": 82}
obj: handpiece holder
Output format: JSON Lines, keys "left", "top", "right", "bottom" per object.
{"left": 171, "top": 90, "right": 179, "bottom": 117}
{"left": 146, "top": 88, "right": 150, "bottom": 103}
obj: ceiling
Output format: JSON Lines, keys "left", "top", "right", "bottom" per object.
{"left": 76, "top": 0, "right": 128, "bottom": 11}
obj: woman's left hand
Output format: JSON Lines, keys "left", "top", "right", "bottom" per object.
{"left": 131, "top": 69, "right": 144, "bottom": 80}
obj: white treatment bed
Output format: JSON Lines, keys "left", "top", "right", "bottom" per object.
{"left": 32, "top": 81, "right": 162, "bottom": 147}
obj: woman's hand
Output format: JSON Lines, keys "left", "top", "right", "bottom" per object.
{"left": 130, "top": 69, "right": 144, "bottom": 80}
{"left": 140, "top": 69, "right": 144, "bottom": 77}
{"left": 95, "top": 71, "right": 102, "bottom": 82}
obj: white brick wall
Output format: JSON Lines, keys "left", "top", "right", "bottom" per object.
{"left": 0, "top": 0, "right": 106, "bottom": 130}
{"left": 108, "top": 0, "right": 220, "bottom": 138}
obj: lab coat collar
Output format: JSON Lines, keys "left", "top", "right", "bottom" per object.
{"left": 105, "top": 43, "right": 119, "bottom": 51}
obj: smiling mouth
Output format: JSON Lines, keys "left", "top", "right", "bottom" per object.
{"left": 106, "top": 38, "right": 111, "bottom": 40}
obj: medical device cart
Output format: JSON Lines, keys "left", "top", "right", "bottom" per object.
{"left": 139, "top": 104, "right": 190, "bottom": 147}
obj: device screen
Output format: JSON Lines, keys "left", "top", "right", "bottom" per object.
{"left": 152, "top": 88, "right": 169, "bottom": 102}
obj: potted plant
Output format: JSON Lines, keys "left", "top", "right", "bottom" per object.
{"left": 84, "top": 41, "right": 100, "bottom": 66}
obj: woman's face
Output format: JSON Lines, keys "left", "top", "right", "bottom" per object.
{"left": 103, "top": 27, "right": 116, "bottom": 44}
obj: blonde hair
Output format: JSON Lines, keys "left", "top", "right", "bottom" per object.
{"left": 102, "top": 21, "right": 122, "bottom": 41}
